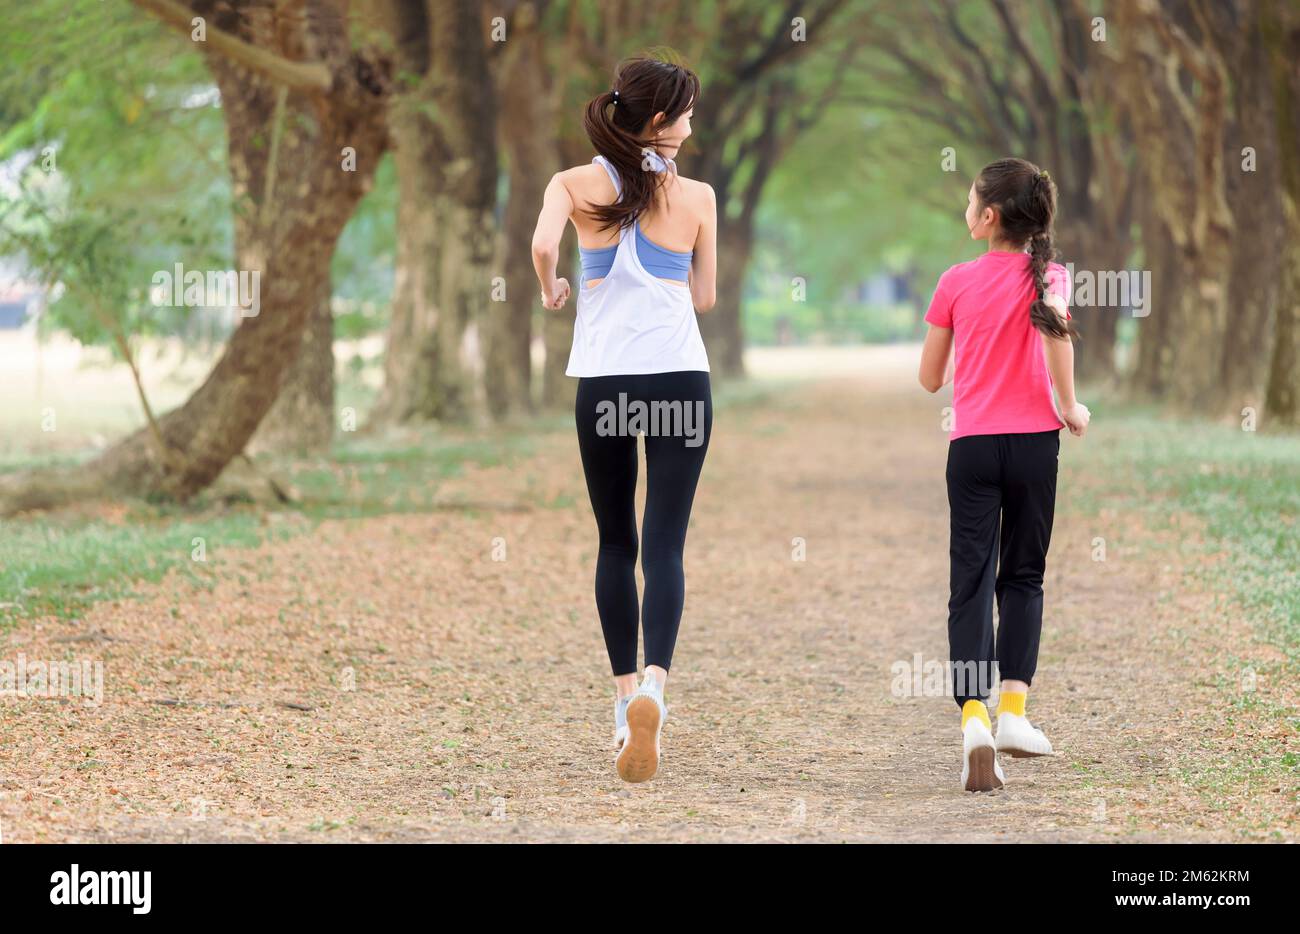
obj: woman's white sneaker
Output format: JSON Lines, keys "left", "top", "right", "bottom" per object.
{"left": 995, "top": 712, "right": 1053, "bottom": 757}
{"left": 613, "top": 694, "right": 633, "bottom": 750}
{"left": 616, "top": 673, "right": 666, "bottom": 783}
{"left": 961, "top": 717, "right": 1006, "bottom": 792}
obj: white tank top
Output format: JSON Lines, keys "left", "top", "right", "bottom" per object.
{"left": 565, "top": 156, "right": 711, "bottom": 378}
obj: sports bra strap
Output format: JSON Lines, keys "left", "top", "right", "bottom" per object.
{"left": 592, "top": 155, "right": 621, "bottom": 198}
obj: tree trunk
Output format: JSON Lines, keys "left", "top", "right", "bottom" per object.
{"left": 1056, "top": 1, "right": 1127, "bottom": 384}
{"left": 1060, "top": 226, "right": 1125, "bottom": 385}
{"left": 90, "top": 0, "right": 387, "bottom": 501}
{"left": 373, "top": 0, "right": 497, "bottom": 425}
{"left": 1118, "top": 0, "right": 1233, "bottom": 408}
{"left": 688, "top": 76, "right": 800, "bottom": 380}
{"left": 1265, "top": 263, "right": 1298, "bottom": 426}
{"left": 1263, "top": 0, "right": 1300, "bottom": 426}
{"left": 252, "top": 276, "right": 335, "bottom": 455}
{"left": 1131, "top": 187, "right": 1178, "bottom": 399}
{"left": 699, "top": 220, "right": 752, "bottom": 377}
{"left": 375, "top": 80, "right": 439, "bottom": 423}
{"left": 1218, "top": 6, "right": 1283, "bottom": 409}
{"left": 1074, "top": 297, "right": 1120, "bottom": 383}
{"left": 486, "top": 4, "right": 553, "bottom": 419}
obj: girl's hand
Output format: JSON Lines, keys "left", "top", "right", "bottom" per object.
{"left": 541, "top": 277, "right": 571, "bottom": 310}
{"left": 1062, "top": 401, "right": 1090, "bottom": 437}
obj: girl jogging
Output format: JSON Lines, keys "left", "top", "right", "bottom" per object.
{"left": 530, "top": 54, "right": 717, "bottom": 783}
{"left": 918, "top": 157, "right": 1090, "bottom": 793}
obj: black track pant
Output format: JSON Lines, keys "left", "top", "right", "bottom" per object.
{"left": 575, "top": 371, "right": 712, "bottom": 675}
{"left": 945, "top": 430, "right": 1059, "bottom": 708}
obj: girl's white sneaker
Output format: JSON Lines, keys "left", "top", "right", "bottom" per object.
{"left": 995, "top": 712, "right": 1054, "bottom": 757}
{"left": 961, "top": 716, "right": 1006, "bottom": 792}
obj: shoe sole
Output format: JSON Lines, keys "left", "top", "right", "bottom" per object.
{"left": 616, "top": 695, "right": 661, "bottom": 783}
{"left": 997, "top": 745, "right": 1051, "bottom": 759}
{"left": 964, "top": 744, "right": 1003, "bottom": 792}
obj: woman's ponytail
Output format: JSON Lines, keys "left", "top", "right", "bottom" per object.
{"left": 580, "top": 54, "right": 700, "bottom": 234}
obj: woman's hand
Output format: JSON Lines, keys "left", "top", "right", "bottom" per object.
{"left": 1061, "top": 401, "right": 1090, "bottom": 437}
{"left": 541, "top": 277, "right": 571, "bottom": 311}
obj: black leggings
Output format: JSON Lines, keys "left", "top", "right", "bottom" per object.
{"left": 575, "top": 371, "right": 712, "bottom": 675}
{"left": 945, "top": 430, "right": 1059, "bottom": 708}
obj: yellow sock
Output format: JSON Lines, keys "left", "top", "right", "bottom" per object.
{"left": 997, "top": 691, "right": 1027, "bottom": 718}
{"left": 961, "top": 699, "right": 991, "bottom": 730}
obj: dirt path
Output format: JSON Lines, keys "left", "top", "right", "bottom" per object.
{"left": 0, "top": 349, "right": 1288, "bottom": 842}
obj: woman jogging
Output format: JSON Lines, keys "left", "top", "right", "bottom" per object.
{"left": 530, "top": 53, "right": 716, "bottom": 784}
{"left": 918, "top": 157, "right": 1090, "bottom": 793}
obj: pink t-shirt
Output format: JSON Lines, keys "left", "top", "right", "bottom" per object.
{"left": 924, "top": 251, "right": 1070, "bottom": 441}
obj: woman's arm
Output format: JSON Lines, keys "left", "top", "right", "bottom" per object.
{"left": 918, "top": 324, "right": 954, "bottom": 393}
{"left": 531, "top": 173, "right": 573, "bottom": 311}
{"left": 1040, "top": 292, "right": 1090, "bottom": 436}
{"left": 689, "top": 183, "right": 717, "bottom": 312}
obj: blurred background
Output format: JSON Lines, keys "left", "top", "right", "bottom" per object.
{"left": 0, "top": 0, "right": 1296, "bottom": 842}
{"left": 0, "top": 0, "right": 1295, "bottom": 610}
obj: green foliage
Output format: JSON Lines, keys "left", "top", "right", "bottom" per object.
{"left": 743, "top": 297, "right": 919, "bottom": 345}
{"left": 0, "top": 0, "right": 231, "bottom": 350}
{"left": 746, "top": 24, "right": 994, "bottom": 337}
{"left": 0, "top": 0, "right": 399, "bottom": 348}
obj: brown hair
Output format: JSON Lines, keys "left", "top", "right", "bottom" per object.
{"left": 974, "top": 157, "right": 1074, "bottom": 340}
{"left": 581, "top": 51, "right": 700, "bottom": 234}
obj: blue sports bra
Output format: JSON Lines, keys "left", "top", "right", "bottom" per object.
{"left": 579, "top": 154, "right": 694, "bottom": 283}
{"left": 579, "top": 223, "right": 694, "bottom": 283}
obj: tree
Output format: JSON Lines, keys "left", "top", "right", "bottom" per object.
{"left": 1217, "top": 1, "right": 1284, "bottom": 406}
{"left": 1262, "top": 0, "right": 1299, "bottom": 426}
{"left": 684, "top": 0, "right": 856, "bottom": 377}
{"left": 371, "top": 0, "right": 497, "bottom": 425}
{"left": 1115, "top": 0, "right": 1234, "bottom": 409}
{"left": 251, "top": 276, "right": 335, "bottom": 454}
{"left": 483, "top": 0, "right": 552, "bottom": 419}
{"left": 851, "top": 0, "right": 1135, "bottom": 382}
{"left": 1, "top": 0, "right": 391, "bottom": 513}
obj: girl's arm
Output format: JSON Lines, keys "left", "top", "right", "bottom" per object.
{"left": 689, "top": 183, "right": 717, "bottom": 311}
{"left": 1040, "top": 292, "right": 1090, "bottom": 436}
{"left": 531, "top": 173, "right": 573, "bottom": 311}
{"left": 918, "top": 324, "right": 954, "bottom": 393}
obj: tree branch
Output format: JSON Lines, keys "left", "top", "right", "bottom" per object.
{"left": 131, "top": 0, "right": 334, "bottom": 91}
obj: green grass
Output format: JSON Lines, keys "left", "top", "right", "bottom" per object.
{"left": 1069, "top": 405, "right": 1298, "bottom": 678}
{"left": 0, "top": 508, "right": 267, "bottom": 626}
{"left": 0, "top": 429, "right": 534, "bottom": 628}
{"left": 0, "top": 375, "right": 786, "bottom": 630}
{"left": 1066, "top": 401, "right": 1299, "bottom": 832}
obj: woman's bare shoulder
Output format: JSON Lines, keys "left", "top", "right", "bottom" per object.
{"left": 674, "top": 174, "right": 716, "bottom": 208}
{"left": 559, "top": 162, "right": 614, "bottom": 193}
